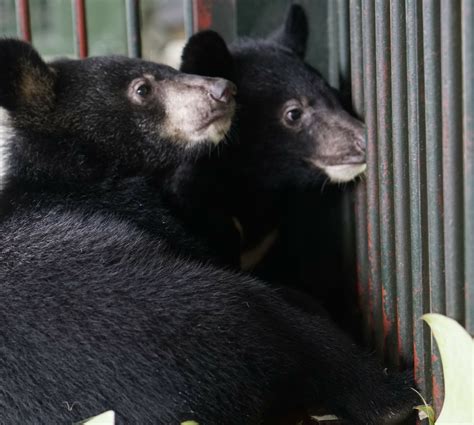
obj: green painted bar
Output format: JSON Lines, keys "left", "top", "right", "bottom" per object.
{"left": 405, "top": 0, "right": 432, "bottom": 399}
{"left": 327, "top": 0, "right": 339, "bottom": 89}
{"left": 441, "top": 0, "right": 465, "bottom": 325}
{"left": 390, "top": 0, "right": 413, "bottom": 366}
{"left": 361, "top": 0, "right": 383, "bottom": 356}
{"left": 462, "top": 0, "right": 474, "bottom": 337}
{"left": 422, "top": 0, "right": 445, "bottom": 411}
{"left": 374, "top": 0, "right": 397, "bottom": 366}
{"left": 125, "top": 0, "right": 141, "bottom": 58}
{"left": 349, "top": 0, "right": 370, "bottom": 344}
{"left": 337, "top": 0, "right": 351, "bottom": 101}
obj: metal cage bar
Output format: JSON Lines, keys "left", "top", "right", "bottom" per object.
{"left": 361, "top": 0, "right": 383, "bottom": 357}
{"left": 349, "top": 0, "right": 370, "bottom": 345}
{"left": 125, "top": 0, "right": 142, "bottom": 58}
{"left": 375, "top": 0, "right": 398, "bottom": 366}
{"left": 186, "top": 0, "right": 236, "bottom": 43}
{"left": 405, "top": 0, "right": 432, "bottom": 399}
{"left": 15, "top": 0, "right": 31, "bottom": 42}
{"left": 390, "top": 0, "right": 414, "bottom": 367}
{"left": 72, "top": 0, "right": 88, "bottom": 58}
{"left": 441, "top": 0, "right": 465, "bottom": 325}
{"left": 462, "top": 0, "right": 474, "bottom": 337}
{"left": 422, "top": 0, "right": 445, "bottom": 412}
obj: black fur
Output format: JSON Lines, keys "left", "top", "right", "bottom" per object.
{"left": 178, "top": 6, "right": 366, "bottom": 262}
{"left": 0, "top": 39, "right": 417, "bottom": 424}
{"left": 179, "top": 6, "right": 368, "bottom": 330}
{"left": 0, "top": 209, "right": 417, "bottom": 424}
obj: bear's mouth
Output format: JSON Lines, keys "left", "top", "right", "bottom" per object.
{"left": 197, "top": 108, "right": 235, "bottom": 132}
{"left": 312, "top": 159, "right": 367, "bottom": 183}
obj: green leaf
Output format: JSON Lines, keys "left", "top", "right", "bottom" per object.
{"left": 415, "top": 403, "right": 436, "bottom": 425}
{"left": 181, "top": 422, "right": 199, "bottom": 425}
{"left": 74, "top": 410, "right": 115, "bottom": 425}
{"left": 423, "top": 313, "right": 474, "bottom": 424}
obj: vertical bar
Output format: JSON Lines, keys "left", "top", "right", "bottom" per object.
{"left": 188, "top": 0, "right": 236, "bottom": 42}
{"left": 72, "top": 0, "right": 88, "bottom": 58}
{"left": 15, "top": 0, "right": 31, "bottom": 42}
{"left": 462, "top": 0, "right": 474, "bottom": 336}
{"left": 406, "top": 0, "right": 432, "bottom": 399}
{"left": 125, "top": 0, "right": 142, "bottom": 58}
{"left": 375, "top": 0, "right": 398, "bottom": 366}
{"left": 362, "top": 0, "right": 383, "bottom": 357}
{"left": 193, "top": 0, "right": 213, "bottom": 31}
{"left": 350, "top": 0, "right": 370, "bottom": 344}
{"left": 422, "top": 0, "right": 445, "bottom": 412}
{"left": 390, "top": 0, "right": 414, "bottom": 367}
{"left": 327, "top": 0, "right": 340, "bottom": 89}
{"left": 337, "top": 0, "right": 351, "bottom": 100}
{"left": 441, "top": 0, "right": 465, "bottom": 324}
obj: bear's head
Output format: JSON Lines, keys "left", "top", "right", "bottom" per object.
{"left": 0, "top": 39, "right": 235, "bottom": 189}
{"left": 180, "top": 5, "right": 366, "bottom": 186}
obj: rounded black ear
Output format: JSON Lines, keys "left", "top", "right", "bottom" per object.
{"left": 269, "top": 4, "right": 308, "bottom": 58}
{"left": 0, "top": 39, "right": 54, "bottom": 111}
{"left": 180, "top": 30, "right": 234, "bottom": 81}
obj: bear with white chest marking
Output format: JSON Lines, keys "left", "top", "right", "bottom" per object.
{"left": 0, "top": 40, "right": 417, "bottom": 424}
{"left": 176, "top": 5, "right": 365, "bottom": 270}
{"left": 172, "top": 5, "right": 368, "bottom": 328}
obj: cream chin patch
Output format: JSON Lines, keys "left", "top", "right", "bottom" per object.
{"left": 186, "top": 116, "right": 232, "bottom": 146}
{"left": 0, "top": 108, "right": 11, "bottom": 190}
{"left": 323, "top": 163, "right": 367, "bottom": 183}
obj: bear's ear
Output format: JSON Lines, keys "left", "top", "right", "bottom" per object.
{"left": 0, "top": 39, "right": 55, "bottom": 111}
{"left": 269, "top": 4, "right": 308, "bottom": 58}
{"left": 180, "top": 30, "right": 234, "bottom": 80}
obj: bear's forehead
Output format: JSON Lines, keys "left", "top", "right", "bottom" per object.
{"left": 50, "top": 56, "right": 179, "bottom": 83}
{"left": 235, "top": 53, "right": 328, "bottom": 100}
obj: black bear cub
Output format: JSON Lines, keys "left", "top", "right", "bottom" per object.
{"left": 0, "top": 39, "right": 239, "bottom": 264}
{"left": 0, "top": 41, "right": 417, "bottom": 424}
{"left": 177, "top": 5, "right": 365, "bottom": 271}
{"left": 176, "top": 4, "right": 368, "bottom": 330}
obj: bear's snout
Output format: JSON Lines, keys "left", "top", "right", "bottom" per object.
{"left": 208, "top": 79, "right": 237, "bottom": 104}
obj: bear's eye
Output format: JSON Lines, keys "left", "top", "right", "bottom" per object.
{"left": 136, "top": 83, "right": 151, "bottom": 97}
{"left": 285, "top": 108, "right": 302, "bottom": 123}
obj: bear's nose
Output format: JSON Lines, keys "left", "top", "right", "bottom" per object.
{"left": 209, "top": 79, "right": 237, "bottom": 104}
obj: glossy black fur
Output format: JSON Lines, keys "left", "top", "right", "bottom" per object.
{"left": 0, "top": 38, "right": 239, "bottom": 265}
{"left": 0, "top": 207, "right": 418, "bottom": 425}
{"left": 0, "top": 39, "right": 417, "bottom": 424}
{"left": 178, "top": 6, "right": 366, "bottom": 330}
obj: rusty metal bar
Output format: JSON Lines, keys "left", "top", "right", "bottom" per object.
{"left": 361, "top": 0, "right": 383, "bottom": 356}
{"left": 441, "top": 0, "right": 465, "bottom": 325}
{"left": 192, "top": 0, "right": 213, "bottom": 31}
{"left": 187, "top": 0, "right": 236, "bottom": 42}
{"left": 422, "top": 0, "right": 445, "bottom": 411}
{"left": 374, "top": 0, "right": 397, "bottom": 366}
{"left": 349, "top": 0, "right": 370, "bottom": 344}
{"left": 390, "top": 0, "right": 413, "bottom": 367}
{"left": 125, "top": 0, "right": 142, "bottom": 58}
{"left": 72, "top": 0, "right": 88, "bottom": 58}
{"left": 15, "top": 0, "right": 31, "bottom": 42}
{"left": 405, "top": 0, "right": 432, "bottom": 399}
{"left": 462, "top": 0, "right": 474, "bottom": 336}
